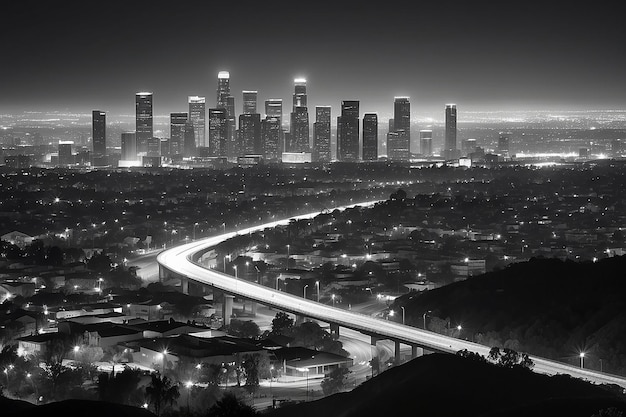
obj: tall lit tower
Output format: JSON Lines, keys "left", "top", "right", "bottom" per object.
{"left": 188, "top": 96, "right": 206, "bottom": 148}
{"left": 92, "top": 110, "right": 106, "bottom": 166}
{"left": 362, "top": 113, "right": 378, "bottom": 160}
{"left": 169, "top": 112, "right": 188, "bottom": 157}
{"left": 420, "top": 130, "right": 433, "bottom": 156}
{"left": 216, "top": 71, "right": 231, "bottom": 108}
{"left": 208, "top": 108, "right": 227, "bottom": 157}
{"left": 243, "top": 90, "right": 258, "bottom": 115}
{"left": 289, "top": 78, "right": 310, "bottom": 152}
{"left": 389, "top": 97, "right": 410, "bottom": 160}
{"left": 313, "top": 106, "right": 331, "bottom": 162}
{"left": 337, "top": 100, "right": 360, "bottom": 161}
{"left": 135, "top": 92, "right": 153, "bottom": 155}
{"left": 265, "top": 99, "right": 284, "bottom": 153}
{"left": 444, "top": 104, "right": 458, "bottom": 159}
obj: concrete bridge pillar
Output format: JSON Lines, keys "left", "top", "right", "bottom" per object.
{"left": 181, "top": 277, "right": 189, "bottom": 295}
{"left": 370, "top": 336, "right": 380, "bottom": 378}
{"left": 295, "top": 315, "right": 306, "bottom": 325}
{"left": 222, "top": 294, "right": 234, "bottom": 326}
{"left": 329, "top": 323, "right": 340, "bottom": 340}
{"left": 411, "top": 345, "right": 423, "bottom": 359}
{"left": 159, "top": 265, "right": 167, "bottom": 282}
{"left": 250, "top": 301, "right": 257, "bottom": 317}
{"left": 394, "top": 340, "right": 401, "bottom": 365}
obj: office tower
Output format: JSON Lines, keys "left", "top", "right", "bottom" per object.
{"left": 208, "top": 108, "right": 227, "bottom": 157}
{"left": 147, "top": 137, "right": 161, "bottom": 157}
{"left": 239, "top": 113, "right": 261, "bottom": 154}
{"left": 135, "top": 92, "right": 153, "bottom": 155}
{"left": 497, "top": 131, "right": 511, "bottom": 158}
{"left": 58, "top": 141, "right": 74, "bottom": 165}
{"left": 262, "top": 117, "right": 281, "bottom": 160}
{"left": 289, "top": 78, "right": 310, "bottom": 153}
{"left": 388, "top": 97, "right": 411, "bottom": 161}
{"left": 121, "top": 132, "right": 137, "bottom": 161}
{"left": 362, "top": 113, "right": 378, "bottom": 160}
{"left": 183, "top": 121, "right": 196, "bottom": 158}
{"left": 313, "top": 106, "right": 331, "bottom": 162}
{"left": 169, "top": 113, "right": 188, "bottom": 157}
{"left": 337, "top": 100, "right": 360, "bottom": 161}
{"left": 444, "top": 103, "right": 458, "bottom": 159}
{"left": 243, "top": 90, "right": 258, "bottom": 115}
{"left": 188, "top": 96, "right": 206, "bottom": 148}
{"left": 462, "top": 138, "right": 477, "bottom": 156}
{"left": 420, "top": 130, "right": 433, "bottom": 156}
{"left": 216, "top": 71, "right": 231, "bottom": 108}
{"left": 92, "top": 110, "right": 106, "bottom": 165}
{"left": 265, "top": 98, "right": 284, "bottom": 152}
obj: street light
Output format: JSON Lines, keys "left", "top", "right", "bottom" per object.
{"left": 297, "top": 367, "right": 310, "bottom": 401}
{"left": 423, "top": 310, "right": 432, "bottom": 330}
{"left": 303, "top": 284, "right": 309, "bottom": 299}
{"left": 315, "top": 281, "right": 320, "bottom": 302}
{"left": 185, "top": 380, "right": 193, "bottom": 414}
{"left": 233, "top": 265, "right": 238, "bottom": 279}
{"left": 223, "top": 254, "right": 230, "bottom": 272}
{"left": 193, "top": 222, "right": 199, "bottom": 240}
{"left": 269, "top": 365, "right": 274, "bottom": 398}
{"left": 331, "top": 293, "right": 336, "bottom": 307}
{"left": 400, "top": 306, "right": 406, "bottom": 325}
{"left": 580, "top": 352, "right": 585, "bottom": 369}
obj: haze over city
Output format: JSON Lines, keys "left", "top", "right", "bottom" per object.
{"left": 1, "top": 2, "right": 626, "bottom": 417}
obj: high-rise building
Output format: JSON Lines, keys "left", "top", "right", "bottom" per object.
{"left": 262, "top": 117, "right": 281, "bottom": 160}
{"left": 216, "top": 71, "right": 231, "bottom": 109}
{"left": 362, "top": 113, "right": 378, "bottom": 160}
{"left": 208, "top": 108, "right": 227, "bottom": 157}
{"left": 337, "top": 100, "right": 360, "bottom": 161}
{"left": 92, "top": 110, "right": 106, "bottom": 166}
{"left": 183, "top": 121, "right": 196, "bottom": 158}
{"left": 239, "top": 113, "right": 261, "bottom": 155}
{"left": 265, "top": 99, "right": 284, "bottom": 153}
{"left": 313, "top": 106, "right": 331, "bottom": 162}
{"left": 169, "top": 113, "right": 188, "bottom": 157}
{"left": 388, "top": 97, "right": 411, "bottom": 161}
{"left": 289, "top": 78, "right": 310, "bottom": 153}
{"left": 147, "top": 137, "right": 161, "bottom": 157}
{"left": 243, "top": 90, "right": 258, "bottom": 115}
{"left": 135, "top": 92, "right": 153, "bottom": 155}
{"left": 188, "top": 96, "right": 206, "bottom": 148}
{"left": 462, "top": 138, "right": 477, "bottom": 156}
{"left": 444, "top": 104, "right": 458, "bottom": 160}
{"left": 420, "top": 130, "right": 433, "bottom": 156}
{"left": 497, "top": 131, "right": 511, "bottom": 158}
{"left": 121, "top": 132, "right": 137, "bottom": 161}
{"left": 58, "top": 141, "right": 74, "bottom": 166}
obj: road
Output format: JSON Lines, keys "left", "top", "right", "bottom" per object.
{"left": 157, "top": 201, "right": 626, "bottom": 389}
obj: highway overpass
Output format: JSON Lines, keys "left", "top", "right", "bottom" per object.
{"left": 157, "top": 201, "right": 626, "bottom": 389}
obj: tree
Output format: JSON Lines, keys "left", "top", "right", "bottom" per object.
{"left": 97, "top": 367, "right": 143, "bottom": 405}
{"left": 271, "top": 312, "right": 294, "bottom": 336}
{"left": 207, "top": 392, "right": 257, "bottom": 417}
{"left": 228, "top": 320, "right": 261, "bottom": 339}
{"left": 242, "top": 354, "right": 262, "bottom": 395}
{"left": 320, "top": 367, "right": 351, "bottom": 396}
{"left": 145, "top": 373, "right": 180, "bottom": 417}
{"left": 87, "top": 252, "right": 112, "bottom": 272}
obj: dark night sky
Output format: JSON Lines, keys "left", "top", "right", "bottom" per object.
{"left": 1, "top": 0, "right": 625, "bottom": 119}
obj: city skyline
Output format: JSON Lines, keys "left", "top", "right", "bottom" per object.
{"left": 1, "top": 1, "right": 625, "bottom": 118}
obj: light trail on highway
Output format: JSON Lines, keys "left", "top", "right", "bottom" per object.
{"left": 157, "top": 200, "right": 626, "bottom": 390}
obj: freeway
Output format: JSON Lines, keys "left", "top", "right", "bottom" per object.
{"left": 157, "top": 201, "right": 626, "bottom": 390}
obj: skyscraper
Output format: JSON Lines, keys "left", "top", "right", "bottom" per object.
{"left": 58, "top": 141, "right": 74, "bottom": 166}
{"left": 208, "top": 108, "right": 227, "bottom": 157}
{"left": 188, "top": 96, "right": 206, "bottom": 148}
{"left": 216, "top": 71, "right": 231, "bottom": 109}
{"left": 337, "top": 100, "right": 360, "bottom": 161}
{"left": 289, "top": 78, "right": 310, "bottom": 153}
{"left": 420, "top": 130, "right": 433, "bottom": 156}
{"left": 243, "top": 90, "right": 258, "bottom": 115}
{"left": 389, "top": 97, "right": 410, "bottom": 161}
{"left": 121, "top": 132, "right": 137, "bottom": 161}
{"left": 92, "top": 110, "right": 106, "bottom": 166}
{"left": 262, "top": 117, "right": 281, "bottom": 160}
{"left": 444, "top": 104, "right": 458, "bottom": 160}
{"left": 362, "top": 113, "right": 378, "bottom": 161}
{"left": 313, "top": 106, "right": 331, "bottom": 162}
{"left": 239, "top": 113, "right": 261, "bottom": 155}
{"left": 497, "top": 131, "right": 511, "bottom": 158}
{"left": 183, "top": 121, "right": 196, "bottom": 158}
{"left": 135, "top": 92, "right": 153, "bottom": 155}
{"left": 170, "top": 112, "right": 188, "bottom": 157}
{"left": 265, "top": 99, "right": 284, "bottom": 153}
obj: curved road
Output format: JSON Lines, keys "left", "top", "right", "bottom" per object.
{"left": 157, "top": 201, "right": 626, "bottom": 389}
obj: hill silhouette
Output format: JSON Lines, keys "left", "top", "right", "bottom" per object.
{"left": 0, "top": 398, "right": 154, "bottom": 417}
{"left": 268, "top": 352, "right": 626, "bottom": 417}
{"left": 392, "top": 255, "right": 626, "bottom": 374}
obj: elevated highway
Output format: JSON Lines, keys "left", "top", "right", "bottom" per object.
{"left": 157, "top": 201, "right": 626, "bottom": 389}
